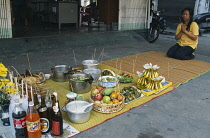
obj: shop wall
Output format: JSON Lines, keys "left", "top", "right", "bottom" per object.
{"left": 118, "top": 0, "right": 149, "bottom": 31}
{"left": 0, "top": 0, "right": 12, "bottom": 39}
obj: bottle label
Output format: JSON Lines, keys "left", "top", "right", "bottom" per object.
{"left": 39, "top": 107, "right": 47, "bottom": 112}
{"left": 35, "top": 104, "right": 41, "bottom": 109}
{"left": 40, "top": 118, "right": 49, "bottom": 132}
{"left": 52, "top": 121, "right": 60, "bottom": 135}
{"left": 53, "top": 106, "right": 59, "bottom": 113}
{"left": 26, "top": 119, "right": 41, "bottom": 132}
{"left": 13, "top": 117, "right": 26, "bottom": 128}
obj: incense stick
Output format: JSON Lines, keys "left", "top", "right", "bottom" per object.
{"left": 116, "top": 58, "right": 118, "bottom": 69}
{"left": 120, "top": 61, "right": 122, "bottom": 71}
{"left": 133, "top": 60, "right": 135, "bottom": 74}
{"left": 168, "top": 62, "right": 169, "bottom": 79}
{"left": 93, "top": 48, "right": 96, "bottom": 59}
{"left": 98, "top": 48, "right": 104, "bottom": 61}
{"left": 11, "top": 66, "right": 23, "bottom": 79}
{"left": 27, "top": 54, "right": 32, "bottom": 72}
{"left": 73, "top": 50, "right": 77, "bottom": 66}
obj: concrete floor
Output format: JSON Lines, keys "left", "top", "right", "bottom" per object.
{"left": 1, "top": 26, "right": 210, "bottom": 138}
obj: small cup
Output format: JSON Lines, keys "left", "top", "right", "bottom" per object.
{"left": 66, "top": 92, "right": 84, "bottom": 102}
{"left": 45, "top": 74, "right": 51, "bottom": 79}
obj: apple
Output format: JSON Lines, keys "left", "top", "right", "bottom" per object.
{"left": 91, "top": 88, "right": 99, "bottom": 97}
{"left": 94, "top": 92, "right": 103, "bottom": 101}
{"left": 96, "top": 86, "right": 105, "bottom": 91}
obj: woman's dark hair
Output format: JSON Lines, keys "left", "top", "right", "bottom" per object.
{"left": 181, "top": 8, "right": 194, "bottom": 31}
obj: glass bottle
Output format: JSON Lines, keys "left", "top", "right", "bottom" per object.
{"left": 34, "top": 93, "right": 41, "bottom": 112}
{"left": 12, "top": 99, "right": 27, "bottom": 138}
{"left": 26, "top": 101, "right": 42, "bottom": 138}
{"left": 52, "top": 101, "right": 63, "bottom": 136}
{"left": 39, "top": 97, "right": 50, "bottom": 133}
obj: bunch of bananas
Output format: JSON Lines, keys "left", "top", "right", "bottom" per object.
{"left": 145, "top": 80, "right": 163, "bottom": 90}
{"left": 143, "top": 69, "right": 159, "bottom": 79}
{"left": 136, "top": 77, "right": 148, "bottom": 85}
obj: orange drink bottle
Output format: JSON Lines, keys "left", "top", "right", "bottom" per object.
{"left": 26, "top": 101, "right": 42, "bottom": 138}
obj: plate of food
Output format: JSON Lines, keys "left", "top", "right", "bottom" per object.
{"left": 117, "top": 72, "right": 134, "bottom": 83}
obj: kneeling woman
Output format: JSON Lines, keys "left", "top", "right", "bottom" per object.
{"left": 167, "top": 8, "right": 199, "bottom": 60}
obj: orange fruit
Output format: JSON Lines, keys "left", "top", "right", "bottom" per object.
{"left": 118, "top": 94, "right": 123, "bottom": 101}
{"left": 112, "top": 99, "right": 119, "bottom": 104}
{"left": 110, "top": 92, "right": 118, "bottom": 99}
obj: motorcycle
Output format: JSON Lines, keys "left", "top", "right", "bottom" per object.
{"left": 148, "top": 10, "right": 166, "bottom": 43}
{"left": 193, "top": 13, "right": 210, "bottom": 36}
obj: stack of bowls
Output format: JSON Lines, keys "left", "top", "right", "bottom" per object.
{"left": 82, "top": 60, "right": 99, "bottom": 69}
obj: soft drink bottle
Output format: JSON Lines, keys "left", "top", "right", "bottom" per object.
{"left": 26, "top": 101, "right": 42, "bottom": 138}
{"left": 12, "top": 99, "right": 27, "bottom": 138}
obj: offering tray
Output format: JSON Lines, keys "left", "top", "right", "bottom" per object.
{"left": 120, "top": 86, "right": 143, "bottom": 104}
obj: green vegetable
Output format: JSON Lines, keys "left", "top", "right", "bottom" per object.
{"left": 102, "top": 87, "right": 114, "bottom": 96}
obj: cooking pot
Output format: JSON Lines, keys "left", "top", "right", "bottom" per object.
{"left": 83, "top": 68, "right": 101, "bottom": 82}
{"left": 69, "top": 73, "right": 93, "bottom": 94}
{"left": 51, "top": 65, "right": 71, "bottom": 82}
{"left": 65, "top": 100, "right": 93, "bottom": 124}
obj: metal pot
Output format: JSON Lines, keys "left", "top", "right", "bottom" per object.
{"left": 69, "top": 73, "right": 93, "bottom": 94}
{"left": 51, "top": 65, "right": 71, "bottom": 82}
{"left": 65, "top": 100, "right": 93, "bottom": 124}
{"left": 82, "top": 60, "right": 99, "bottom": 69}
{"left": 83, "top": 68, "right": 101, "bottom": 82}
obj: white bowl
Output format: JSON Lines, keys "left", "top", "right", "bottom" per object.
{"left": 98, "top": 76, "right": 118, "bottom": 87}
{"left": 45, "top": 74, "right": 51, "bottom": 79}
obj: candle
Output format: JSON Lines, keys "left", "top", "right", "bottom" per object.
{"left": 14, "top": 77, "right": 19, "bottom": 93}
{"left": 9, "top": 72, "right": 13, "bottom": 83}
{"left": 31, "top": 86, "right": 34, "bottom": 103}
{"left": 21, "top": 80, "right": 24, "bottom": 96}
{"left": 25, "top": 82, "right": 28, "bottom": 97}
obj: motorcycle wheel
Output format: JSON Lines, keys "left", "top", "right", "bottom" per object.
{"left": 159, "top": 25, "right": 165, "bottom": 34}
{"left": 148, "top": 25, "right": 160, "bottom": 43}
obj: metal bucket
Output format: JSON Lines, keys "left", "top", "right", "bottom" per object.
{"left": 65, "top": 100, "right": 93, "bottom": 124}
{"left": 51, "top": 65, "right": 71, "bottom": 82}
{"left": 69, "top": 73, "right": 93, "bottom": 94}
{"left": 82, "top": 60, "right": 99, "bottom": 69}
